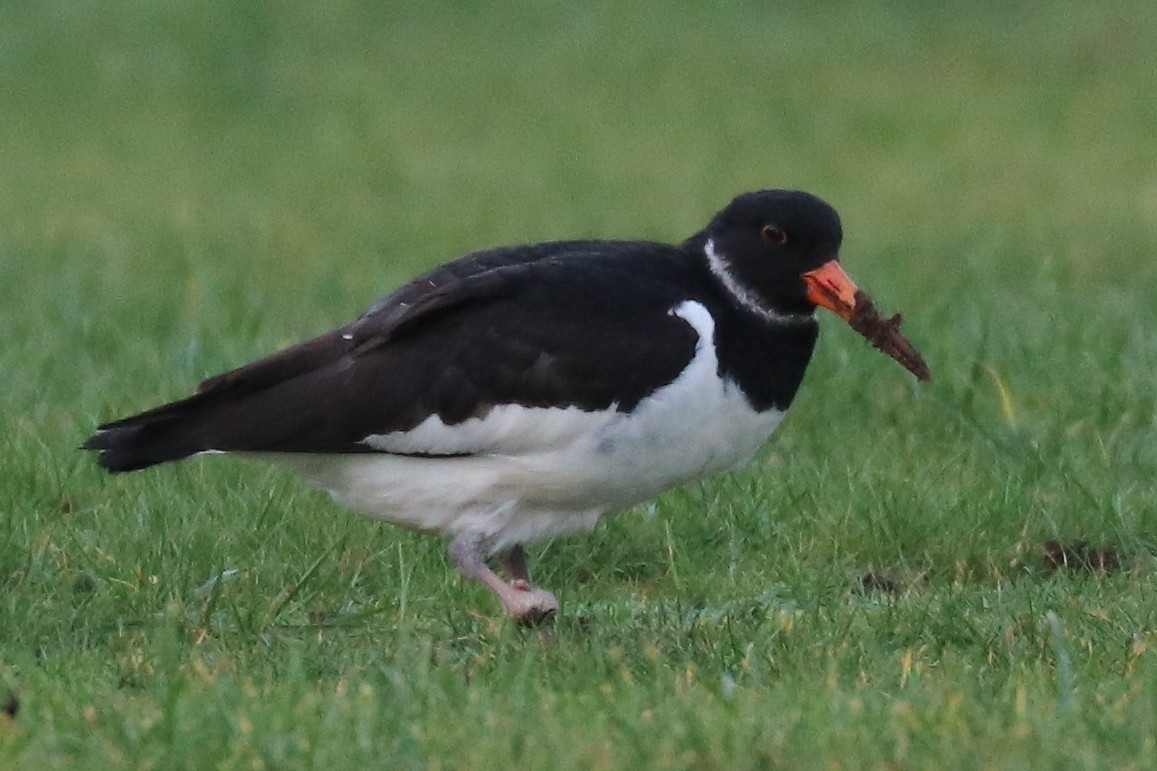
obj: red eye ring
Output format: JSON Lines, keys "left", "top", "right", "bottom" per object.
{"left": 761, "top": 225, "right": 788, "bottom": 245}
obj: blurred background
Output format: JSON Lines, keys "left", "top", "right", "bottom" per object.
{"left": 5, "top": 1, "right": 1155, "bottom": 302}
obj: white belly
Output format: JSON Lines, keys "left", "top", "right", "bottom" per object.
{"left": 250, "top": 301, "right": 785, "bottom": 553}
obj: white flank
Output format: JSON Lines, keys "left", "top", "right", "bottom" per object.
{"left": 254, "top": 300, "right": 785, "bottom": 553}
{"left": 360, "top": 404, "right": 608, "bottom": 456}
{"left": 703, "top": 239, "right": 815, "bottom": 325}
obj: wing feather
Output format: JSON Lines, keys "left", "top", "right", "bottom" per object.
{"left": 85, "top": 241, "right": 702, "bottom": 469}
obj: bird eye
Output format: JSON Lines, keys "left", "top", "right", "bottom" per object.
{"left": 761, "top": 225, "right": 788, "bottom": 245}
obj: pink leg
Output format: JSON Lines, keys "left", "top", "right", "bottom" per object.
{"left": 449, "top": 536, "right": 558, "bottom": 625}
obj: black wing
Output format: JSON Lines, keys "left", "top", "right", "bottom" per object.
{"left": 84, "top": 241, "right": 702, "bottom": 471}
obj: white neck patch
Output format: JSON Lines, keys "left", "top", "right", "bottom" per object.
{"left": 703, "top": 239, "right": 815, "bottom": 326}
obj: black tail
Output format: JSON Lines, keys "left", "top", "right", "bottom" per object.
{"left": 82, "top": 328, "right": 358, "bottom": 473}
{"left": 82, "top": 406, "right": 211, "bottom": 473}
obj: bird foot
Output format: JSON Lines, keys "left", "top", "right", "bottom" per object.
{"left": 499, "top": 583, "right": 559, "bottom": 626}
{"left": 449, "top": 535, "right": 558, "bottom": 625}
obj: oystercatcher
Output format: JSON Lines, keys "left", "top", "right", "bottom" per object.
{"left": 84, "top": 190, "right": 930, "bottom": 623}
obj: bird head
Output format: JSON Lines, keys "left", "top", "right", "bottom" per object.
{"left": 698, "top": 189, "right": 931, "bottom": 382}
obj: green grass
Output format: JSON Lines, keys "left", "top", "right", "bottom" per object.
{"left": 4, "top": 0, "right": 1157, "bottom": 767}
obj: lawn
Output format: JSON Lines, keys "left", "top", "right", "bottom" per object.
{"left": 3, "top": 0, "right": 1157, "bottom": 768}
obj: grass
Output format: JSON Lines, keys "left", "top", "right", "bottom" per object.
{"left": 3, "top": 0, "right": 1157, "bottom": 767}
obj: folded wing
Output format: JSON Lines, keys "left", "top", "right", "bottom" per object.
{"left": 84, "top": 241, "right": 700, "bottom": 471}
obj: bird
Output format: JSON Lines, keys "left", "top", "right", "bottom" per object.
{"left": 84, "top": 189, "right": 930, "bottom": 624}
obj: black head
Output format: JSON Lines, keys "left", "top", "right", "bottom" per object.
{"left": 692, "top": 188, "right": 932, "bottom": 383}
{"left": 693, "top": 189, "right": 845, "bottom": 318}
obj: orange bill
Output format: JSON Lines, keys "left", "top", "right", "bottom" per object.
{"left": 802, "top": 259, "right": 859, "bottom": 320}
